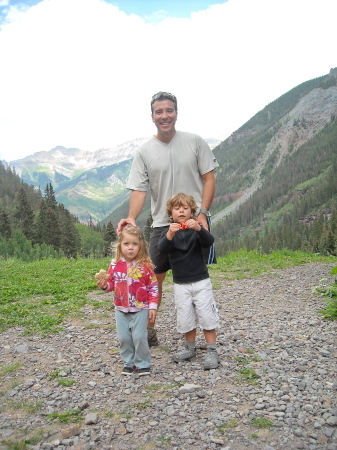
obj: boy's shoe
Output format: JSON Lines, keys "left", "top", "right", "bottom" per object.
{"left": 147, "top": 328, "right": 159, "bottom": 347}
{"left": 137, "top": 367, "right": 150, "bottom": 376}
{"left": 203, "top": 349, "right": 219, "bottom": 370}
{"left": 173, "top": 345, "right": 196, "bottom": 362}
{"left": 121, "top": 366, "right": 135, "bottom": 375}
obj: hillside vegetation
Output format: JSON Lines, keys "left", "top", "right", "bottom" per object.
{"left": 0, "top": 163, "right": 117, "bottom": 260}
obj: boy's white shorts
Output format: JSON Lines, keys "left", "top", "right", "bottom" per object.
{"left": 173, "top": 278, "right": 220, "bottom": 333}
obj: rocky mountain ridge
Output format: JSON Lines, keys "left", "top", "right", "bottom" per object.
{"left": 5, "top": 138, "right": 221, "bottom": 222}
{"left": 212, "top": 84, "right": 337, "bottom": 224}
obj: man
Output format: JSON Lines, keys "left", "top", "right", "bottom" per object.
{"left": 117, "top": 91, "right": 218, "bottom": 346}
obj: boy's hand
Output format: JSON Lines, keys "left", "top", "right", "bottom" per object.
{"left": 184, "top": 219, "right": 201, "bottom": 231}
{"left": 148, "top": 309, "right": 157, "bottom": 326}
{"left": 166, "top": 222, "right": 181, "bottom": 240}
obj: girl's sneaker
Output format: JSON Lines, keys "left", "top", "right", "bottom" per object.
{"left": 137, "top": 367, "right": 150, "bottom": 376}
{"left": 121, "top": 366, "right": 135, "bottom": 375}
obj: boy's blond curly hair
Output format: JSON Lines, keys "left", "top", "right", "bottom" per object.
{"left": 166, "top": 193, "right": 197, "bottom": 223}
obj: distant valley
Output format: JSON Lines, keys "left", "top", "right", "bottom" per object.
{"left": 6, "top": 137, "right": 221, "bottom": 223}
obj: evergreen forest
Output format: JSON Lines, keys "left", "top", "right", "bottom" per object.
{"left": 0, "top": 162, "right": 117, "bottom": 261}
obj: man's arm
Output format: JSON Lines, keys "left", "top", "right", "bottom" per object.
{"left": 117, "top": 190, "right": 147, "bottom": 233}
{"left": 198, "top": 170, "right": 216, "bottom": 230}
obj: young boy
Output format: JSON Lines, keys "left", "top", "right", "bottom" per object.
{"left": 158, "top": 193, "right": 219, "bottom": 370}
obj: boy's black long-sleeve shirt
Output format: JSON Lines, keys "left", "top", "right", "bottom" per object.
{"left": 158, "top": 226, "right": 214, "bottom": 284}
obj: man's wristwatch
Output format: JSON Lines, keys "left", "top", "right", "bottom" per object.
{"left": 198, "top": 208, "right": 211, "bottom": 217}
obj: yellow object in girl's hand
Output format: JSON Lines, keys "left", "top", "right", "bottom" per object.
{"left": 95, "top": 269, "right": 108, "bottom": 280}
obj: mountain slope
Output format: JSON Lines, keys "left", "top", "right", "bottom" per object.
{"left": 210, "top": 69, "right": 337, "bottom": 254}
{"left": 211, "top": 69, "right": 337, "bottom": 223}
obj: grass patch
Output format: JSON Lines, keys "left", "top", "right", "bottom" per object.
{"left": 3, "top": 399, "right": 42, "bottom": 414}
{"left": 57, "top": 378, "right": 76, "bottom": 387}
{"left": 237, "top": 368, "right": 260, "bottom": 384}
{"left": 0, "top": 362, "right": 23, "bottom": 377}
{"left": 159, "top": 436, "right": 172, "bottom": 446}
{"left": 235, "top": 355, "right": 261, "bottom": 365}
{"left": 0, "top": 433, "right": 43, "bottom": 450}
{"left": 218, "top": 419, "right": 238, "bottom": 433}
{"left": 235, "top": 357, "right": 250, "bottom": 365}
{"left": 212, "top": 249, "right": 332, "bottom": 281}
{"left": 47, "top": 408, "right": 83, "bottom": 423}
{"left": 0, "top": 252, "right": 333, "bottom": 336}
{"left": 250, "top": 417, "right": 273, "bottom": 428}
{"left": 312, "top": 266, "right": 337, "bottom": 320}
{"left": 0, "top": 258, "right": 110, "bottom": 335}
{"left": 136, "top": 401, "right": 152, "bottom": 409}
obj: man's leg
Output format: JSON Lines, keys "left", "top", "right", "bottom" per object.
{"left": 147, "top": 273, "right": 166, "bottom": 346}
{"left": 148, "top": 227, "right": 170, "bottom": 347}
{"left": 155, "top": 272, "right": 166, "bottom": 308}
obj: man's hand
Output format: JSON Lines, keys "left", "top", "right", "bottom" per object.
{"left": 117, "top": 218, "right": 137, "bottom": 235}
{"left": 197, "top": 213, "right": 208, "bottom": 230}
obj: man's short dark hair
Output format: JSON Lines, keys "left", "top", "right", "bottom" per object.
{"left": 151, "top": 91, "right": 178, "bottom": 113}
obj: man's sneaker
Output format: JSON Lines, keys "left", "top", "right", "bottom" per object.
{"left": 121, "top": 366, "right": 134, "bottom": 375}
{"left": 137, "top": 367, "right": 150, "bottom": 376}
{"left": 173, "top": 345, "right": 197, "bottom": 362}
{"left": 148, "top": 328, "right": 159, "bottom": 347}
{"left": 203, "top": 349, "right": 219, "bottom": 370}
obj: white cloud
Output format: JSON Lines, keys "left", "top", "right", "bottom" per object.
{"left": 0, "top": 0, "right": 336, "bottom": 161}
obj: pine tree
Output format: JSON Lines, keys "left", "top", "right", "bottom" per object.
{"left": 0, "top": 209, "right": 12, "bottom": 239}
{"left": 45, "top": 207, "right": 62, "bottom": 250}
{"left": 58, "top": 204, "right": 79, "bottom": 258}
{"left": 14, "top": 186, "right": 35, "bottom": 241}
{"left": 45, "top": 183, "right": 57, "bottom": 211}
{"left": 35, "top": 199, "right": 48, "bottom": 244}
{"left": 103, "top": 221, "right": 117, "bottom": 257}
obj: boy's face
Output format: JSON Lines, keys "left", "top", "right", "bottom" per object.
{"left": 171, "top": 202, "right": 193, "bottom": 223}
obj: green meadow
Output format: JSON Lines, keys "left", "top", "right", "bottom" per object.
{"left": 1, "top": 250, "right": 336, "bottom": 335}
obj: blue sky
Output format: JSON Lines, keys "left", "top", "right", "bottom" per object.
{"left": 0, "top": 0, "right": 220, "bottom": 25}
{"left": 113, "top": 0, "right": 221, "bottom": 19}
{"left": 0, "top": 0, "right": 336, "bottom": 161}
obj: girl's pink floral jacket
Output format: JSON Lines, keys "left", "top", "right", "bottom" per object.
{"left": 105, "top": 258, "right": 158, "bottom": 312}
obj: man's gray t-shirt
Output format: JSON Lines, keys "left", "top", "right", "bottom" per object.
{"left": 127, "top": 131, "right": 219, "bottom": 227}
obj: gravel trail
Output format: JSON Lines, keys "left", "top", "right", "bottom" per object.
{"left": 0, "top": 262, "right": 336, "bottom": 450}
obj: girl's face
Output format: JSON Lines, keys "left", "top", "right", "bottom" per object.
{"left": 171, "top": 202, "right": 193, "bottom": 223}
{"left": 120, "top": 233, "right": 140, "bottom": 263}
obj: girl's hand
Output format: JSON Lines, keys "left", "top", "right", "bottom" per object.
{"left": 184, "top": 219, "right": 201, "bottom": 231}
{"left": 166, "top": 222, "right": 180, "bottom": 240}
{"left": 97, "top": 279, "right": 108, "bottom": 290}
{"left": 148, "top": 309, "right": 157, "bottom": 326}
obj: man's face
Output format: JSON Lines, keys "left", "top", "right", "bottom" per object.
{"left": 151, "top": 99, "right": 177, "bottom": 138}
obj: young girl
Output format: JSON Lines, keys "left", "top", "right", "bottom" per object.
{"left": 97, "top": 225, "right": 158, "bottom": 376}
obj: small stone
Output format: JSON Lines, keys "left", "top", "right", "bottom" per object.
{"left": 84, "top": 413, "right": 98, "bottom": 425}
